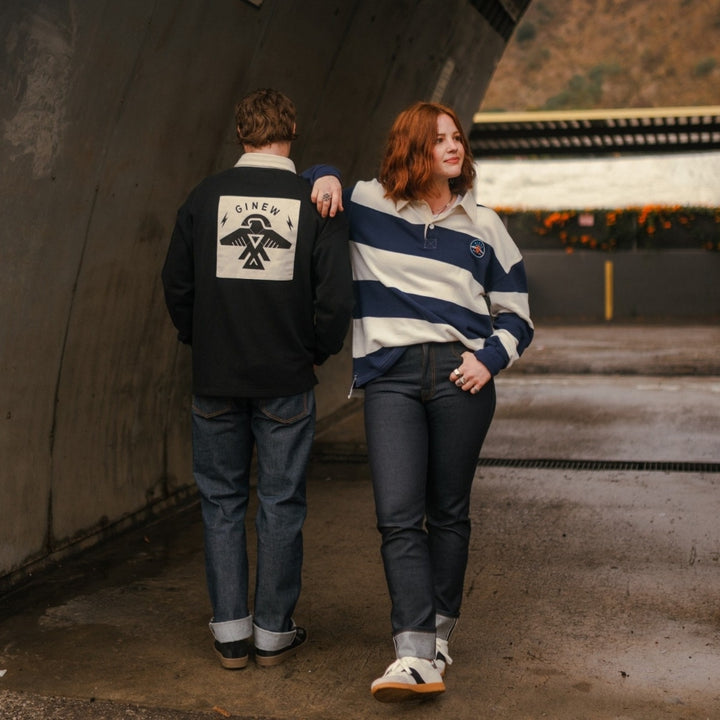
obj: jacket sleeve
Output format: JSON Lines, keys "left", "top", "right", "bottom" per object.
{"left": 311, "top": 210, "right": 354, "bottom": 365}
{"left": 300, "top": 164, "right": 341, "bottom": 183}
{"left": 161, "top": 199, "right": 195, "bottom": 344}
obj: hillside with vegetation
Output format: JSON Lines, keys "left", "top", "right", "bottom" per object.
{"left": 481, "top": 0, "right": 720, "bottom": 112}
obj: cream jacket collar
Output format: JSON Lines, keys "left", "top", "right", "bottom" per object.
{"left": 235, "top": 153, "right": 296, "bottom": 173}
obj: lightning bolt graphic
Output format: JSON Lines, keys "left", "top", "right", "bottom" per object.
{"left": 286, "top": 216, "right": 294, "bottom": 231}
{"left": 221, "top": 213, "right": 228, "bottom": 227}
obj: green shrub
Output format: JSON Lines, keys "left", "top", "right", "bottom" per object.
{"left": 543, "top": 64, "right": 621, "bottom": 110}
{"left": 515, "top": 21, "right": 537, "bottom": 44}
{"left": 692, "top": 57, "right": 717, "bottom": 77}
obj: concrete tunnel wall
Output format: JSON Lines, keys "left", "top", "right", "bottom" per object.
{"left": 0, "top": 0, "right": 513, "bottom": 585}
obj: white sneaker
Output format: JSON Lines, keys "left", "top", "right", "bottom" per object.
{"left": 435, "top": 638, "right": 453, "bottom": 676}
{"left": 371, "top": 656, "right": 446, "bottom": 702}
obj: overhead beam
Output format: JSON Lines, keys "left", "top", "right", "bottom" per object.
{"left": 470, "top": 106, "right": 720, "bottom": 156}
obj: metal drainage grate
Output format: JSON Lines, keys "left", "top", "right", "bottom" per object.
{"left": 311, "top": 447, "right": 720, "bottom": 473}
{"left": 478, "top": 458, "right": 720, "bottom": 473}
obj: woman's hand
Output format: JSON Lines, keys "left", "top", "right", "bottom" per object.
{"left": 449, "top": 352, "right": 492, "bottom": 394}
{"left": 311, "top": 175, "right": 343, "bottom": 217}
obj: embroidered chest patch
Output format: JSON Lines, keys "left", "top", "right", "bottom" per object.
{"left": 470, "top": 239, "right": 486, "bottom": 258}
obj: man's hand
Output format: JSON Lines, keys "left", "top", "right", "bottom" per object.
{"left": 311, "top": 175, "right": 343, "bottom": 217}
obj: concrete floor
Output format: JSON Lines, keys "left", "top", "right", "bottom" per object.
{"left": 1, "top": 324, "right": 719, "bottom": 719}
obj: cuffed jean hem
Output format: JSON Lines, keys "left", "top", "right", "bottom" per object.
{"left": 436, "top": 613, "right": 458, "bottom": 642}
{"left": 209, "top": 615, "right": 253, "bottom": 643}
{"left": 254, "top": 622, "right": 298, "bottom": 652}
{"left": 393, "top": 630, "right": 436, "bottom": 660}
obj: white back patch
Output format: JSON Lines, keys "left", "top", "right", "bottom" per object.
{"left": 216, "top": 195, "right": 299, "bottom": 280}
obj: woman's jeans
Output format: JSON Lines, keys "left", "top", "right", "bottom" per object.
{"left": 191, "top": 391, "right": 315, "bottom": 650}
{"left": 363, "top": 343, "right": 496, "bottom": 660}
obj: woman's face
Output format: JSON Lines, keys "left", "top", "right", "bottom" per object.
{"left": 431, "top": 113, "right": 464, "bottom": 185}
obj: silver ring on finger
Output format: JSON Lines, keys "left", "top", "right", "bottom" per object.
{"left": 453, "top": 368, "right": 461, "bottom": 377}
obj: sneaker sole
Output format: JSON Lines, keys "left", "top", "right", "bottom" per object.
{"left": 372, "top": 681, "right": 446, "bottom": 703}
{"left": 255, "top": 643, "right": 302, "bottom": 667}
{"left": 255, "top": 631, "right": 307, "bottom": 667}
{"left": 214, "top": 648, "right": 249, "bottom": 670}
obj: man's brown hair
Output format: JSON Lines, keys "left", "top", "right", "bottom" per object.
{"left": 235, "top": 88, "right": 298, "bottom": 148}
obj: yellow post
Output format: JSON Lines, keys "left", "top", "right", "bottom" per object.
{"left": 604, "top": 260, "right": 614, "bottom": 321}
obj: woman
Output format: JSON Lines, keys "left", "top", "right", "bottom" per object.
{"left": 313, "top": 102, "right": 533, "bottom": 702}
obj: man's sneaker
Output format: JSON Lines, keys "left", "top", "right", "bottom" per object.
{"left": 255, "top": 626, "right": 308, "bottom": 667}
{"left": 371, "top": 656, "right": 446, "bottom": 702}
{"left": 213, "top": 639, "right": 250, "bottom": 669}
{"left": 435, "top": 638, "right": 453, "bottom": 676}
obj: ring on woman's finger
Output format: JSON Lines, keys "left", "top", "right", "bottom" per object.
{"left": 322, "top": 193, "right": 331, "bottom": 201}
{"left": 453, "top": 368, "right": 461, "bottom": 377}
{"left": 457, "top": 376, "right": 466, "bottom": 385}
{"left": 471, "top": 386, "right": 479, "bottom": 394}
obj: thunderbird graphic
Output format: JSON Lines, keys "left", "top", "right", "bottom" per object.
{"left": 219, "top": 213, "right": 291, "bottom": 270}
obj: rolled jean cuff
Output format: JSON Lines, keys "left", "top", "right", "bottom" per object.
{"left": 393, "top": 630, "right": 436, "bottom": 660}
{"left": 435, "top": 613, "right": 458, "bottom": 642}
{"left": 209, "top": 615, "right": 253, "bottom": 643}
{"left": 254, "top": 622, "right": 297, "bottom": 652}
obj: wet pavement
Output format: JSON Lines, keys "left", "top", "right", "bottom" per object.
{"left": 1, "top": 324, "right": 719, "bottom": 719}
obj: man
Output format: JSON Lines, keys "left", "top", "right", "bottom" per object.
{"left": 161, "top": 88, "right": 353, "bottom": 669}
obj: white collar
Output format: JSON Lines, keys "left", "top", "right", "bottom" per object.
{"left": 235, "top": 153, "right": 296, "bottom": 173}
{"left": 396, "top": 191, "right": 478, "bottom": 222}
{"left": 458, "top": 190, "right": 479, "bottom": 222}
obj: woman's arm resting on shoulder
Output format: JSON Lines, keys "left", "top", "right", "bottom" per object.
{"left": 300, "top": 164, "right": 344, "bottom": 217}
{"left": 311, "top": 175, "right": 343, "bottom": 217}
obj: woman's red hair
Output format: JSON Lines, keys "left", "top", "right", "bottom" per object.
{"left": 379, "top": 102, "right": 476, "bottom": 202}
